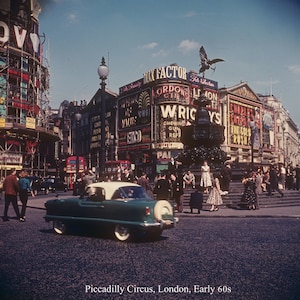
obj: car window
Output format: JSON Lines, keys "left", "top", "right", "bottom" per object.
{"left": 84, "top": 186, "right": 105, "bottom": 202}
{"left": 111, "top": 186, "right": 151, "bottom": 200}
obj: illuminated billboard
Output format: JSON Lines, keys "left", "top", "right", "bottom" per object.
{"left": 229, "top": 99, "right": 261, "bottom": 148}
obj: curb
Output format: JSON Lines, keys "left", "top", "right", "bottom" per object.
{"left": 176, "top": 213, "right": 300, "bottom": 219}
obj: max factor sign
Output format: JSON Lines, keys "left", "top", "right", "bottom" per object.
{"left": 143, "top": 65, "right": 187, "bottom": 84}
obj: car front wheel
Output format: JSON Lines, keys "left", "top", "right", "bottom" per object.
{"left": 114, "top": 224, "right": 131, "bottom": 242}
{"left": 53, "top": 220, "right": 67, "bottom": 235}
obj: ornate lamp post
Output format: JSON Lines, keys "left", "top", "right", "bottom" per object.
{"left": 276, "top": 118, "right": 285, "bottom": 164}
{"left": 74, "top": 112, "right": 82, "bottom": 195}
{"left": 97, "top": 57, "right": 109, "bottom": 180}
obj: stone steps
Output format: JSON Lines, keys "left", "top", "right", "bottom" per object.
{"left": 182, "top": 182, "right": 300, "bottom": 209}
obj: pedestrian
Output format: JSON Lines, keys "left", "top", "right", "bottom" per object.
{"left": 262, "top": 169, "right": 270, "bottom": 192}
{"left": 267, "top": 164, "right": 284, "bottom": 197}
{"left": 254, "top": 168, "right": 263, "bottom": 209}
{"left": 220, "top": 162, "right": 232, "bottom": 195}
{"left": 286, "top": 165, "right": 294, "bottom": 190}
{"left": 82, "top": 170, "right": 96, "bottom": 188}
{"left": 278, "top": 163, "right": 286, "bottom": 190}
{"left": 115, "top": 172, "right": 122, "bottom": 181}
{"left": 0, "top": 176, "right": 4, "bottom": 200}
{"left": 153, "top": 172, "right": 171, "bottom": 201}
{"left": 2, "top": 168, "right": 21, "bottom": 221}
{"left": 200, "top": 160, "right": 212, "bottom": 193}
{"left": 170, "top": 173, "right": 184, "bottom": 213}
{"left": 183, "top": 170, "right": 195, "bottom": 189}
{"left": 241, "top": 171, "right": 258, "bottom": 210}
{"left": 122, "top": 168, "right": 134, "bottom": 182}
{"left": 168, "top": 157, "right": 177, "bottom": 176}
{"left": 295, "top": 164, "right": 300, "bottom": 190}
{"left": 189, "top": 185, "right": 203, "bottom": 214}
{"left": 18, "top": 170, "right": 35, "bottom": 221}
{"left": 206, "top": 172, "right": 222, "bottom": 211}
{"left": 138, "top": 172, "right": 154, "bottom": 199}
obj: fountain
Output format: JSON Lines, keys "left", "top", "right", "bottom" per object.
{"left": 178, "top": 89, "right": 226, "bottom": 167}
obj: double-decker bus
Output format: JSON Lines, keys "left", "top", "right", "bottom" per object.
{"left": 66, "top": 156, "right": 87, "bottom": 189}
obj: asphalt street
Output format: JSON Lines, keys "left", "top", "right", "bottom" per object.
{"left": 0, "top": 192, "right": 300, "bottom": 300}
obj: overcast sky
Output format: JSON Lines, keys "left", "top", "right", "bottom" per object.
{"left": 39, "top": 0, "right": 300, "bottom": 126}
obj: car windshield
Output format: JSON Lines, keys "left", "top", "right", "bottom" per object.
{"left": 44, "top": 178, "right": 54, "bottom": 183}
{"left": 111, "top": 186, "right": 151, "bottom": 200}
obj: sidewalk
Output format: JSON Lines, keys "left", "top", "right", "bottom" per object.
{"left": 178, "top": 206, "right": 300, "bottom": 218}
{"left": 20, "top": 192, "right": 300, "bottom": 219}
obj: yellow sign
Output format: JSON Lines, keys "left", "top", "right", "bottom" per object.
{"left": 26, "top": 117, "right": 36, "bottom": 129}
{"left": 0, "top": 118, "right": 5, "bottom": 127}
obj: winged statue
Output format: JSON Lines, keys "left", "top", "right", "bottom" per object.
{"left": 199, "top": 46, "right": 224, "bottom": 75}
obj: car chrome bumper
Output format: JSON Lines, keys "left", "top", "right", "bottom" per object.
{"left": 143, "top": 217, "right": 179, "bottom": 228}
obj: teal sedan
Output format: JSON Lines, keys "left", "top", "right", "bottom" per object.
{"left": 44, "top": 182, "right": 178, "bottom": 241}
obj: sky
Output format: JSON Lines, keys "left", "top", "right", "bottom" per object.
{"left": 38, "top": 0, "right": 300, "bottom": 126}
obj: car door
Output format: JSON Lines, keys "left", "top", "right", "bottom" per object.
{"left": 78, "top": 187, "right": 107, "bottom": 221}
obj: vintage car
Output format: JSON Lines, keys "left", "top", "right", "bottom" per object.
{"left": 44, "top": 182, "right": 178, "bottom": 241}
{"left": 40, "top": 177, "right": 68, "bottom": 194}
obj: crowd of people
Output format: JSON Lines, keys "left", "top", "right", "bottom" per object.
{"left": 2, "top": 160, "right": 299, "bottom": 221}
{"left": 239, "top": 163, "right": 300, "bottom": 210}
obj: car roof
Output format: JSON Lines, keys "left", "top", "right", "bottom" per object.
{"left": 88, "top": 181, "right": 141, "bottom": 200}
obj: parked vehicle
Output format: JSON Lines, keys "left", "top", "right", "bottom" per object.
{"left": 40, "top": 177, "right": 68, "bottom": 194}
{"left": 27, "top": 176, "right": 42, "bottom": 195}
{"left": 44, "top": 182, "right": 178, "bottom": 241}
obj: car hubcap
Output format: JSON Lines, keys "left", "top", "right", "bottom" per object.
{"left": 115, "top": 224, "right": 130, "bottom": 241}
{"left": 53, "top": 220, "right": 66, "bottom": 235}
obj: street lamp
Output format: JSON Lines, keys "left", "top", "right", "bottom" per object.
{"left": 75, "top": 112, "right": 82, "bottom": 194}
{"left": 276, "top": 118, "right": 285, "bottom": 164}
{"left": 97, "top": 57, "right": 109, "bottom": 180}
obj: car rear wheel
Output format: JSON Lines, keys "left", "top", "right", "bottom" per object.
{"left": 114, "top": 224, "right": 131, "bottom": 242}
{"left": 53, "top": 220, "right": 67, "bottom": 235}
{"left": 154, "top": 200, "right": 173, "bottom": 221}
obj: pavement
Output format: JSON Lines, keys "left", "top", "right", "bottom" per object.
{"left": 23, "top": 192, "right": 300, "bottom": 219}
{"left": 1, "top": 191, "right": 300, "bottom": 220}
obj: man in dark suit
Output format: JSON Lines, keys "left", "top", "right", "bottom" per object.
{"left": 154, "top": 172, "right": 171, "bottom": 200}
{"left": 267, "top": 165, "right": 284, "bottom": 197}
{"left": 170, "top": 173, "right": 184, "bottom": 213}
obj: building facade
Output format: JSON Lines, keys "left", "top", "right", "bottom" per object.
{"left": 53, "top": 65, "right": 299, "bottom": 181}
{"left": 2, "top": 2, "right": 298, "bottom": 178}
{"left": 0, "top": 1, "right": 58, "bottom": 177}
{"left": 117, "top": 65, "right": 221, "bottom": 176}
